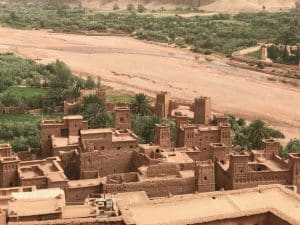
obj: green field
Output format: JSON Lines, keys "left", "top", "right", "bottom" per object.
{"left": 4, "top": 86, "right": 48, "bottom": 99}
{"left": 0, "top": 113, "right": 61, "bottom": 123}
{"left": 246, "top": 50, "right": 262, "bottom": 59}
{"left": 107, "top": 91, "right": 134, "bottom": 104}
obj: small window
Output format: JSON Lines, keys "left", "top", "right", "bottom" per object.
{"left": 117, "top": 147, "right": 121, "bottom": 150}
{"left": 204, "top": 176, "right": 207, "bottom": 180}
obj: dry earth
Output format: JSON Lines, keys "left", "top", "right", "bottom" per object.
{"left": 78, "top": 0, "right": 296, "bottom": 12}
{"left": 0, "top": 27, "right": 299, "bottom": 143}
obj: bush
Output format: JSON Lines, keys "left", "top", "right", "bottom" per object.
{"left": 127, "top": 4, "right": 135, "bottom": 11}
{"left": 113, "top": 3, "right": 119, "bottom": 11}
{"left": 137, "top": 4, "right": 145, "bottom": 13}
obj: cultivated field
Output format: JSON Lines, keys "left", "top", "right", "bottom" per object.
{"left": 0, "top": 27, "right": 299, "bottom": 142}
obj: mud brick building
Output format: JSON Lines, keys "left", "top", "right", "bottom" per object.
{"left": 1, "top": 185, "right": 300, "bottom": 225}
{"left": 216, "top": 139, "right": 300, "bottom": 192}
{"left": 41, "top": 115, "right": 89, "bottom": 157}
{"left": 41, "top": 107, "right": 137, "bottom": 157}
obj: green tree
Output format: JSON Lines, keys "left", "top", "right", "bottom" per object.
{"left": 130, "top": 93, "right": 152, "bottom": 116}
{"left": 245, "top": 120, "right": 270, "bottom": 149}
{"left": 280, "top": 139, "right": 300, "bottom": 159}
{"left": 48, "top": 60, "right": 73, "bottom": 89}
{"left": 84, "top": 75, "right": 96, "bottom": 89}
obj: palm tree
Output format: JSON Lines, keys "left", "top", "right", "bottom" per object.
{"left": 246, "top": 120, "right": 270, "bottom": 149}
{"left": 130, "top": 93, "right": 152, "bottom": 116}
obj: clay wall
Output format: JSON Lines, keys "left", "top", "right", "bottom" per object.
{"left": 65, "top": 118, "right": 88, "bottom": 136}
{"left": 17, "top": 148, "right": 40, "bottom": 161}
{"left": 185, "top": 151, "right": 202, "bottom": 162}
{"left": 105, "top": 177, "right": 195, "bottom": 197}
{"left": 41, "top": 123, "right": 65, "bottom": 157}
{"left": 215, "top": 162, "right": 232, "bottom": 190}
{"left": 147, "top": 163, "right": 180, "bottom": 177}
{"left": 52, "top": 146, "right": 78, "bottom": 157}
{"left": 131, "top": 151, "right": 160, "bottom": 170}
{"left": 79, "top": 150, "right": 134, "bottom": 177}
{"left": 231, "top": 170, "right": 291, "bottom": 190}
{"left": 194, "top": 129, "right": 220, "bottom": 153}
{"left": 66, "top": 185, "right": 103, "bottom": 203}
{"left": 198, "top": 212, "right": 291, "bottom": 225}
{"left": 106, "top": 172, "right": 139, "bottom": 184}
{"left": 8, "top": 217, "right": 124, "bottom": 225}
{"left": 19, "top": 176, "right": 47, "bottom": 189}
{"left": 81, "top": 170, "right": 99, "bottom": 179}
{"left": 111, "top": 140, "right": 138, "bottom": 150}
{"left": 288, "top": 153, "right": 300, "bottom": 192}
{"left": 0, "top": 159, "right": 20, "bottom": 188}
{"left": 178, "top": 125, "right": 196, "bottom": 148}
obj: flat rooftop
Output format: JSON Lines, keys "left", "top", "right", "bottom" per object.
{"left": 116, "top": 185, "right": 300, "bottom": 225}
{"left": 68, "top": 178, "right": 103, "bottom": 188}
{"left": 171, "top": 106, "right": 194, "bottom": 119}
{"left": 8, "top": 188, "right": 65, "bottom": 218}
{"left": 19, "top": 158, "right": 67, "bottom": 182}
{"left": 52, "top": 136, "right": 79, "bottom": 148}
{"left": 161, "top": 151, "right": 194, "bottom": 164}
{"left": 63, "top": 115, "right": 83, "bottom": 120}
{"left": 81, "top": 128, "right": 113, "bottom": 135}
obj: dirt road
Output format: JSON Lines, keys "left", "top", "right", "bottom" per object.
{"left": 0, "top": 27, "right": 299, "bottom": 143}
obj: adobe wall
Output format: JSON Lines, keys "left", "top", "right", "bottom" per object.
{"left": 198, "top": 212, "right": 291, "bottom": 225}
{"left": 19, "top": 176, "right": 48, "bottom": 189}
{"left": 131, "top": 151, "right": 160, "bottom": 170}
{"left": 215, "top": 162, "right": 292, "bottom": 190}
{"left": 147, "top": 163, "right": 180, "bottom": 177}
{"left": 17, "top": 149, "right": 40, "bottom": 161}
{"left": 215, "top": 163, "right": 232, "bottom": 190}
{"left": 66, "top": 184, "right": 103, "bottom": 203}
{"left": 194, "top": 130, "right": 220, "bottom": 153}
{"left": 231, "top": 170, "right": 291, "bottom": 190}
{"left": 8, "top": 217, "right": 124, "bottom": 225}
{"left": 105, "top": 177, "right": 195, "bottom": 198}
{"left": 59, "top": 151, "right": 80, "bottom": 180}
{"left": 79, "top": 150, "right": 135, "bottom": 177}
{"left": 111, "top": 140, "right": 138, "bottom": 150}
{"left": 41, "top": 123, "right": 64, "bottom": 157}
